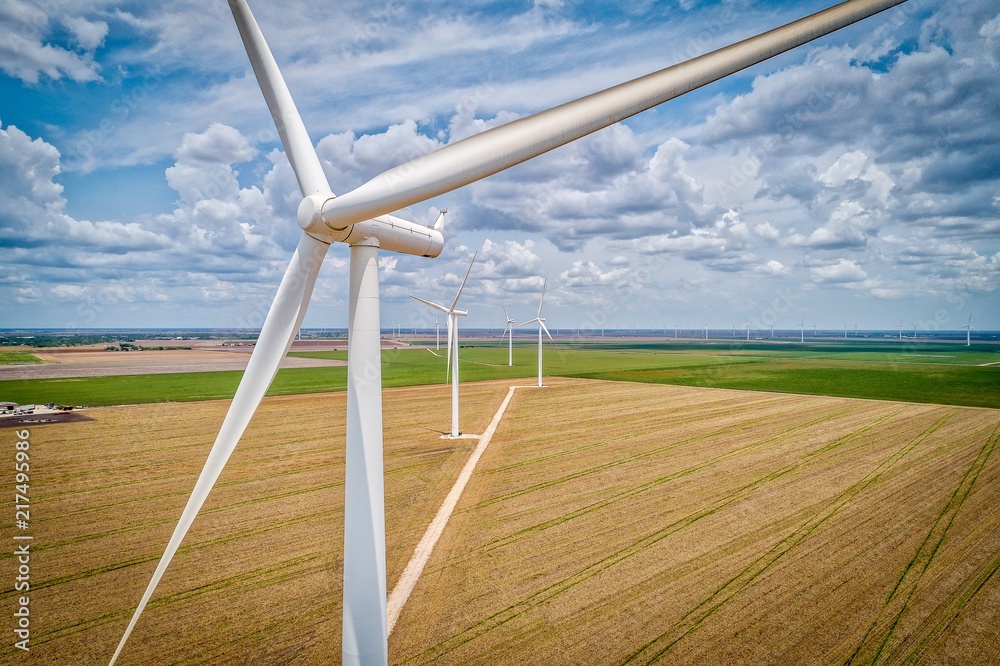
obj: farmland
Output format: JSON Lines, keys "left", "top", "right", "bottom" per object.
{"left": 1, "top": 339, "right": 997, "bottom": 408}
{"left": 1, "top": 378, "right": 997, "bottom": 664}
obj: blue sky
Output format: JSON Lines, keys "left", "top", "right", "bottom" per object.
{"left": 1, "top": 0, "right": 998, "bottom": 333}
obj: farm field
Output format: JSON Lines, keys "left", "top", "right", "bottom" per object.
{"left": 392, "top": 379, "right": 1000, "bottom": 665}
{"left": 1, "top": 340, "right": 998, "bottom": 408}
{"left": 1, "top": 378, "right": 997, "bottom": 664}
{"left": 0, "top": 381, "right": 508, "bottom": 664}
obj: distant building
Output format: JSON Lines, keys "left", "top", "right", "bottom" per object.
{"left": 0, "top": 401, "right": 18, "bottom": 413}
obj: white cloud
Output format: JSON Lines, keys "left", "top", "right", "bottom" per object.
{"left": 810, "top": 259, "right": 868, "bottom": 284}
{"left": 63, "top": 16, "right": 109, "bottom": 51}
{"left": 758, "top": 260, "right": 790, "bottom": 277}
{"left": 0, "top": 2, "right": 102, "bottom": 83}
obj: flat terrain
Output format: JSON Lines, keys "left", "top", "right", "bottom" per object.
{"left": 1, "top": 379, "right": 997, "bottom": 664}
{"left": 392, "top": 380, "right": 1000, "bottom": 665}
{"left": 2, "top": 340, "right": 998, "bottom": 408}
{"left": 0, "top": 349, "right": 345, "bottom": 380}
{"left": 0, "top": 381, "right": 507, "bottom": 665}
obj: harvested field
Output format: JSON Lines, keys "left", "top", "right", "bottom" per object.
{"left": 391, "top": 379, "right": 1000, "bottom": 665}
{"left": 2, "top": 379, "right": 997, "bottom": 664}
{"left": 1, "top": 349, "right": 346, "bottom": 380}
{"left": 0, "top": 381, "right": 507, "bottom": 665}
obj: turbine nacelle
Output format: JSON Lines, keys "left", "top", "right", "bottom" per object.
{"left": 298, "top": 194, "right": 445, "bottom": 257}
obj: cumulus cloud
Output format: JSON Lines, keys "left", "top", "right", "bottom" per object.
{"left": 757, "top": 260, "right": 790, "bottom": 276}
{"left": 810, "top": 259, "right": 868, "bottom": 284}
{"left": 0, "top": 2, "right": 103, "bottom": 83}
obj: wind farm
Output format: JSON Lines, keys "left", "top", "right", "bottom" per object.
{"left": 1, "top": 0, "right": 999, "bottom": 665}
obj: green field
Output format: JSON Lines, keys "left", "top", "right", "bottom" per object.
{"left": 0, "top": 341, "right": 997, "bottom": 408}
{"left": 0, "top": 350, "right": 43, "bottom": 364}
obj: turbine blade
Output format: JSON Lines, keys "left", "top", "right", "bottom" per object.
{"left": 449, "top": 252, "right": 477, "bottom": 313}
{"left": 229, "top": 0, "right": 330, "bottom": 198}
{"left": 314, "top": 0, "right": 908, "bottom": 228}
{"left": 537, "top": 278, "right": 547, "bottom": 319}
{"left": 498, "top": 326, "right": 509, "bottom": 347}
{"left": 433, "top": 209, "right": 447, "bottom": 232}
{"left": 502, "top": 302, "right": 509, "bottom": 321}
{"left": 109, "top": 232, "right": 329, "bottom": 666}
{"left": 409, "top": 294, "right": 450, "bottom": 314}
{"left": 540, "top": 320, "right": 554, "bottom": 341}
{"left": 515, "top": 318, "right": 538, "bottom": 328}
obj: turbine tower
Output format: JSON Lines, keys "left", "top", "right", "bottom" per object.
{"left": 499, "top": 303, "right": 516, "bottom": 366}
{"left": 799, "top": 318, "right": 806, "bottom": 343}
{"left": 110, "top": 0, "right": 915, "bottom": 663}
{"left": 410, "top": 254, "right": 477, "bottom": 438}
{"left": 517, "top": 279, "right": 553, "bottom": 388}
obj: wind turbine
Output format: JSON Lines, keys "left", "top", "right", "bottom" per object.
{"left": 410, "top": 254, "right": 477, "bottom": 438}
{"left": 703, "top": 322, "right": 709, "bottom": 340}
{"left": 499, "top": 303, "right": 516, "bottom": 366}
{"left": 898, "top": 320, "right": 904, "bottom": 340}
{"left": 745, "top": 319, "right": 751, "bottom": 341}
{"left": 799, "top": 318, "right": 806, "bottom": 343}
{"left": 517, "top": 279, "right": 553, "bottom": 388}
{"left": 843, "top": 320, "right": 848, "bottom": 339}
{"left": 962, "top": 314, "right": 978, "bottom": 346}
{"left": 110, "top": 0, "right": 914, "bottom": 663}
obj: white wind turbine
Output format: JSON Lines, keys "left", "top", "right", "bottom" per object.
{"left": 410, "top": 254, "right": 477, "bottom": 438}
{"left": 517, "top": 279, "right": 553, "bottom": 388}
{"left": 744, "top": 319, "right": 751, "bottom": 341}
{"left": 111, "top": 1, "right": 913, "bottom": 664}
{"left": 499, "top": 303, "right": 517, "bottom": 366}
{"left": 799, "top": 318, "right": 806, "bottom": 343}
{"left": 898, "top": 320, "right": 904, "bottom": 340}
{"left": 703, "top": 321, "right": 710, "bottom": 340}
{"left": 843, "top": 320, "right": 848, "bottom": 339}
{"left": 962, "top": 314, "right": 978, "bottom": 346}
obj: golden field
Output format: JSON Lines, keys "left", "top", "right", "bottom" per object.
{"left": 2, "top": 378, "right": 998, "bottom": 665}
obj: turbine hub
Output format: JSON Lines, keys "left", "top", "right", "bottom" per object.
{"left": 297, "top": 194, "right": 334, "bottom": 232}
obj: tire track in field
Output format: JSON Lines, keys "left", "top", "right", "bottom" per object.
{"left": 403, "top": 406, "right": 907, "bottom": 664}
{"left": 846, "top": 422, "right": 999, "bottom": 666}
{"left": 470, "top": 399, "right": 850, "bottom": 511}
{"left": 486, "top": 394, "right": 791, "bottom": 474}
{"left": 901, "top": 547, "right": 1000, "bottom": 664}
{"left": 621, "top": 410, "right": 955, "bottom": 665}
{"left": 32, "top": 554, "right": 324, "bottom": 646}
{"left": 460, "top": 403, "right": 872, "bottom": 560}
{"left": 25, "top": 506, "right": 342, "bottom": 591}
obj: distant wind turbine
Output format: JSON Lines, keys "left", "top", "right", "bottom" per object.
{"left": 517, "top": 279, "right": 553, "bottom": 388}
{"left": 799, "top": 318, "right": 805, "bottom": 343}
{"left": 703, "top": 322, "right": 709, "bottom": 340}
{"left": 499, "top": 303, "right": 516, "bottom": 366}
{"left": 409, "top": 253, "right": 477, "bottom": 438}
{"left": 898, "top": 320, "right": 904, "bottom": 340}
{"left": 843, "top": 320, "right": 848, "bottom": 339}
{"left": 962, "top": 314, "right": 978, "bottom": 346}
{"left": 745, "top": 319, "right": 751, "bottom": 341}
